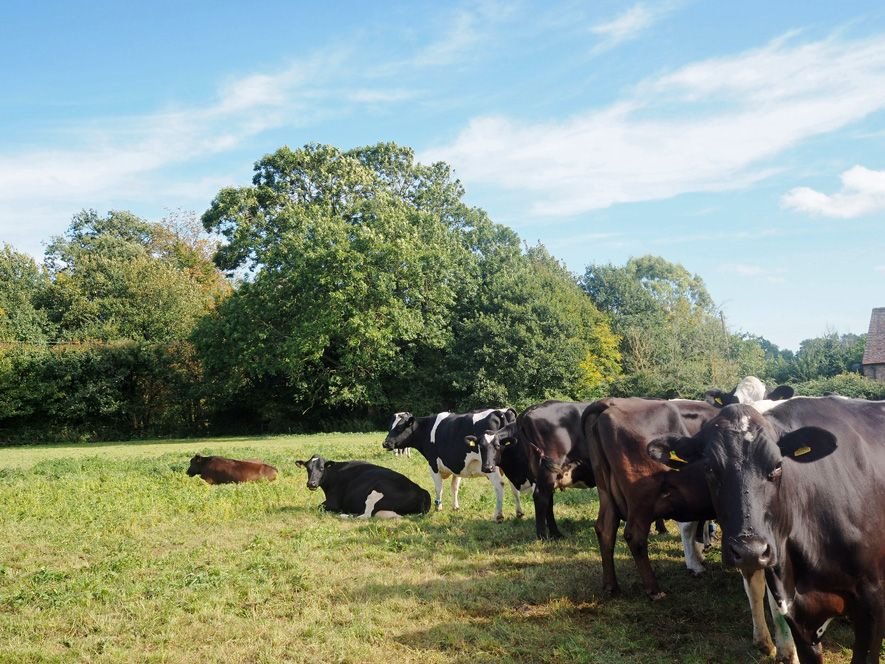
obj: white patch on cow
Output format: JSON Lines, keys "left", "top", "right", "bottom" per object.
{"left": 765, "top": 586, "right": 798, "bottom": 663}
{"left": 429, "top": 412, "right": 451, "bottom": 444}
{"left": 747, "top": 399, "right": 782, "bottom": 414}
{"left": 678, "top": 521, "right": 706, "bottom": 575}
{"left": 373, "top": 510, "right": 401, "bottom": 519}
{"left": 777, "top": 599, "right": 791, "bottom": 616}
{"left": 483, "top": 432, "right": 496, "bottom": 445}
{"left": 471, "top": 408, "right": 496, "bottom": 424}
{"left": 739, "top": 415, "right": 750, "bottom": 432}
{"left": 361, "top": 490, "right": 385, "bottom": 518}
{"left": 815, "top": 618, "right": 833, "bottom": 640}
{"left": 390, "top": 412, "right": 410, "bottom": 431}
{"left": 437, "top": 451, "right": 485, "bottom": 479}
{"left": 733, "top": 376, "right": 767, "bottom": 404}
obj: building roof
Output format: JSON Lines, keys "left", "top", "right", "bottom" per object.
{"left": 862, "top": 307, "right": 885, "bottom": 365}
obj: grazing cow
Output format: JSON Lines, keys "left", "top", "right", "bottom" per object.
{"left": 516, "top": 400, "right": 598, "bottom": 539}
{"left": 295, "top": 456, "right": 431, "bottom": 518}
{"left": 381, "top": 408, "right": 517, "bottom": 521}
{"left": 469, "top": 420, "right": 533, "bottom": 519}
{"left": 186, "top": 454, "right": 278, "bottom": 484}
{"left": 650, "top": 397, "right": 885, "bottom": 664}
{"left": 705, "top": 375, "right": 794, "bottom": 407}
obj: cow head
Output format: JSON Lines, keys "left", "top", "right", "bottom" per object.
{"left": 649, "top": 404, "right": 837, "bottom": 573}
{"left": 186, "top": 454, "right": 207, "bottom": 476}
{"left": 704, "top": 376, "right": 794, "bottom": 408}
{"left": 295, "top": 455, "right": 335, "bottom": 491}
{"left": 470, "top": 423, "right": 518, "bottom": 474}
{"left": 382, "top": 412, "right": 416, "bottom": 451}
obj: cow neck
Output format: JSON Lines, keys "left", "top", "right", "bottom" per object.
{"left": 407, "top": 415, "right": 444, "bottom": 462}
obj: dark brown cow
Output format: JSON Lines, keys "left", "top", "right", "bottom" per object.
{"left": 186, "top": 454, "right": 278, "bottom": 484}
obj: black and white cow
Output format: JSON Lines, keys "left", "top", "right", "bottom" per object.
{"left": 704, "top": 375, "right": 794, "bottom": 408}
{"left": 469, "top": 420, "right": 534, "bottom": 519}
{"left": 650, "top": 397, "right": 885, "bottom": 664}
{"left": 382, "top": 408, "right": 517, "bottom": 521}
{"left": 295, "top": 456, "right": 431, "bottom": 518}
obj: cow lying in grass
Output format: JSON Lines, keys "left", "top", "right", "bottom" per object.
{"left": 186, "top": 454, "right": 278, "bottom": 484}
{"left": 296, "top": 456, "right": 431, "bottom": 519}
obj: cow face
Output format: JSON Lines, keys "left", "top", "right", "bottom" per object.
{"left": 295, "top": 455, "right": 334, "bottom": 491}
{"left": 187, "top": 454, "right": 207, "bottom": 476}
{"left": 472, "top": 426, "right": 517, "bottom": 474}
{"left": 694, "top": 405, "right": 836, "bottom": 572}
{"left": 382, "top": 412, "right": 416, "bottom": 451}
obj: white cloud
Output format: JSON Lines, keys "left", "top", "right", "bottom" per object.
{"left": 422, "top": 31, "right": 885, "bottom": 216}
{"left": 590, "top": 2, "right": 680, "bottom": 53}
{"left": 721, "top": 263, "right": 787, "bottom": 284}
{"left": 782, "top": 165, "right": 885, "bottom": 218}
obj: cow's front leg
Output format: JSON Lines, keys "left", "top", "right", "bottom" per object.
{"left": 740, "top": 569, "right": 775, "bottom": 657}
{"left": 677, "top": 521, "right": 705, "bottom": 575}
{"left": 450, "top": 475, "right": 462, "bottom": 510}
{"left": 430, "top": 470, "right": 444, "bottom": 510}
{"left": 765, "top": 584, "right": 798, "bottom": 664}
{"left": 486, "top": 469, "right": 505, "bottom": 522}
{"left": 509, "top": 481, "right": 525, "bottom": 519}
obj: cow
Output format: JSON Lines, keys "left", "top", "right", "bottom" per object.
{"left": 649, "top": 397, "right": 885, "bottom": 664}
{"left": 295, "top": 455, "right": 431, "bottom": 518}
{"left": 705, "top": 375, "right": 794, "bottom": 408}
{"left": 585, "top": 396, "right": 799, "bottom": 661}
{"left": 381, "top": 408, "right": 517, "bottom": 521}
{"left": 186, "top": 454, "right": 278, "bottom": 484}
{"left": 469, "top": 420, "right": 533, "bottom": 519}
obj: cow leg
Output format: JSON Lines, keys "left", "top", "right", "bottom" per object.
{"left": 430, "top": 470, "right": 444, "bottom": 510}
{"left": 677, "top": 521, "right": 705, "bottom": 575}
{"left": 532, "top": 483, "right": 561, "bottom": 539}
{"left": 509, "top": 482, "right": 524, "bottom": 519}
{"left": 487, "top": 470, "right": 505, "bottom": 522}
{"left": 623, "top": 517, "right": 664, "bottom": 600}
{"left": 738, "top": 569, "right": 776, "bottom": 657}
{"left": 593, "top": 494, "right": 621, "bottom": 595}
{"left": 765, "top": 584, "right": 799, "bottom": 664}
{"left": 654, "top": 518, "right": 667, "bottom": 534}
{"left": 450, "top": 475, "right": 462, "bottom": 510}
{"left": 850, "top": 585, "right": 884, "bottom": 664}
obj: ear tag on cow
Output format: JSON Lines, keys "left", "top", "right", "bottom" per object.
{"left": 714, "top": 397, "right": 722, "bottom": 405}
{"left": 669, "top": 450, "right": 687, "bottom": 464}
{"left": 793, "top": 445, "right": 811, "bottom": 457}
{"left": 468, "top": 440, "right": 476, "bottom": 448}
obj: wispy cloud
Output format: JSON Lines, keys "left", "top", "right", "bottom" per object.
{"left": 876, "top": 265, "right": 885, "bottom": 274}
{"left": 721, "top": 263, "right": 787, "bottom": 283}
{"left": 782, "top": 165, "right": 885, "bottom": 218}
{"left": 590, "top": 2, "right": 679, "bottom": 53}
{"left": 423, "top": 30, "right": 885, "bottom": 217}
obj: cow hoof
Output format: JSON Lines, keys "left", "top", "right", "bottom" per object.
{"left": 752, "top": 640, "right": 775, "bottom": 657}
{"left": 649, "top": 591, "right": 667, "bottom": 602}
{"left": 603, "top": 585, "right": 620, "bottom": 597}
{"left": 687, "top": 567, "right": 705, "bottom": 577}
{"left": 515, "top": 511, "right": 524, "bottom": 519}
{"left": 494, "top": 515, "right": 504, "bottom": 523}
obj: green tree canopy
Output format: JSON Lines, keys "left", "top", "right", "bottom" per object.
{"left": 0, "top": 245, "right": 52, "bottom": 343}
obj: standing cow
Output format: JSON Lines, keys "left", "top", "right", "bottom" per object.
{"left": 469, "top": 420, "right": 533, "bottom": 519}
{"left": 382, "top": 408, "right": 517, "bottom": 521}
{"left": 295, "top": 456, "right": 431, "bottom": 518}
{"left": 650, "top": 396, "right": 885, "bottom": 664}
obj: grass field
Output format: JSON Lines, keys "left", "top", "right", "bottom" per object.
{"left": 0, "top": 434, "right": 861, "bottom": 663}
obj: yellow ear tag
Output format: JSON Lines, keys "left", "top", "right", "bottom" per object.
{"left": 793, "top": 446, "right": 811, "bottom": 457}
{"left": 714, "top": 397, "right": 722, "bottom": 405}
{"left": 468, "top": 440, "right": 476, "bottom": 448}
{"left": 669, "top": 450, "right": 687, "bottom": 464}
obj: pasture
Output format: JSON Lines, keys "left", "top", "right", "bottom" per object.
{"left": 0, "top": 434, "right": 858, "bottom": 663}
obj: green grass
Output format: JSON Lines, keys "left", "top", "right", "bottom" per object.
{"left": 0, "top": 434, "right": 861, "bottom": 663}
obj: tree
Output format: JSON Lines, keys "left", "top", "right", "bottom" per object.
{"left": 0, "top": 245, "right": 52, "bottom": 343}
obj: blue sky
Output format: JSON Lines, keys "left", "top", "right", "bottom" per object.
{"left": 2, "top": 1, "right": 884, "bottom": 351}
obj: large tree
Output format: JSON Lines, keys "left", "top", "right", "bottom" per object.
{"left": 0, "top": 245, "right": 52, "bottom": 343}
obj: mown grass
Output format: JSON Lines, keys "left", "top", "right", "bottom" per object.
{"left": 0, "top": 434, "right": 860, "bottom": 663}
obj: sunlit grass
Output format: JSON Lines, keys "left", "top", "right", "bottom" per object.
{"left": 0, "top": 434, "right": 860, "bottom": 662}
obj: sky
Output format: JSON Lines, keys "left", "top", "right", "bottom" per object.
{"left": 2, "top": 0, "right": 884, "bottom": 351}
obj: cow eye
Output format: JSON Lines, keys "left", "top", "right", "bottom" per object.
{"left": 768, "top": 463, "right": 783, "bottom": 482}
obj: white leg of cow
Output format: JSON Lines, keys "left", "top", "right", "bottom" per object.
{"left": 765, "top": 582, "right": 799, "bottom": 664}
{"left": 450, "top": 475, "right": 462, "bottom": 510}
{"left": 741, "top": 569, "right": 776, "bottom": 657}
{"left": 487, "top": 470, "right": 505, "bottom": 522}
{"left": 677, "top": 521, "right": 705, "bottom": 575}
{"left": 509, "top": 481, "right": 524, "bottom": 519}
{"left": 430, "top": 470, "right": 444, "bottom": 510}
{"left": 360, "top": 490, "right": 385, "bottom": 519}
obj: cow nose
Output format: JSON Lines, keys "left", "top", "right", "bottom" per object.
{"left": 727, "top": 536, "right": 773, "bottom": 571}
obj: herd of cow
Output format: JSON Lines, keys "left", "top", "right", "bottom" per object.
{"left": 186, "top": 377, "right": 885, "bottom": 664}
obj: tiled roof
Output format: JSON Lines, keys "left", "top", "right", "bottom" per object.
{"left": 862, "top": 307, "right": 885, "bottom": 365}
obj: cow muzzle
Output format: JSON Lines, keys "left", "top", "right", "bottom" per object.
{"left": 726, "top": 535, "right": 773, "bottom": 571}
{"left": 381, "top": 439, "right": 395, "bottom": 451}
{"left": 307, "top": 482, "right": 319, "bottom": 491}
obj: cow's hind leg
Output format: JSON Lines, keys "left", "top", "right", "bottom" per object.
{"left": 594, "top": 491, "right": 621, "bottom": 596}
{"left": 623, "top": 516, "right": 664, "bottom": 600}
{"left": 450, "top": 475, "right": 462, "bottom": 510}
{"left": 509, "top": 482, "right": 525, "bottom": 519}
{"left": 766, "top": 586, "right": 798, "bottom": 664}
{"left": 430, "top": 470, "right": 444, "bottom": 510}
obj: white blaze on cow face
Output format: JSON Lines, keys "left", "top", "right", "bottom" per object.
{"left": 362, "top": 490, "right": 385, "bottom": 518}
{"left": 391, "top": 412, "right": 410, "bottom": 431}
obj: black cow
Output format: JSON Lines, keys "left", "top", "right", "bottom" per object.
{"left": 382, "top": 408, "right": 517, "bottom": 521}
{"left": 295, "top": 456, "right": 430, "bottom": 518}
{"left": 650, "top": 397, "right": 885, "bottom": 664}
{"left": 469, "top": 420, "right": 534, "bottom": 519}
{"left": 516, "top": 400, "right": 598, "bottom": 539}
{"left": 704, "top": 375, "right": 794, "bottom": 407}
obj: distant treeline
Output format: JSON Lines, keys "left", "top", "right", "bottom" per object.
{"left": 1, "top": 143, "right": 882, "bottom": 443}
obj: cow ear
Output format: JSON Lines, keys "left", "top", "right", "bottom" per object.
{"left": 767, "top": 385, "right": 794, "bottom": 401}
{"left": 704, "top": 390, "right": 727, "bottom": 407}
{"left": 778, "top": 427, "right": 837, "bottom": 463}
{"left": 324, "top": 460, "right": 336, "bottom": 468}
{"left": 295, "top": 460, "right": 306, "bottom": 468}
{"left": 465, "top": 435, "right": 478, "bottom": 448}
{"left": 647, "top": 435, "right": 701, "bottom": 468}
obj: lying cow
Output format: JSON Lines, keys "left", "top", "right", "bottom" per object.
{"left": 382, "top": 408, "right": 517, "bottom": 521}
{"left": 186, "top": 454, "right": 278, "bottom": 484}
{"left": 704, "top": 375, "right": 794, "bottom": 407}
{"left": 295, "top": 456, "right": 430, "bottom": 518}
{"left": 650, "top": 397, "right": 885, "bottom": 664}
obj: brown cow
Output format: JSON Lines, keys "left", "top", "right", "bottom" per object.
{"left": 186, "top": 454, "right": 278, "bottom": 484}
